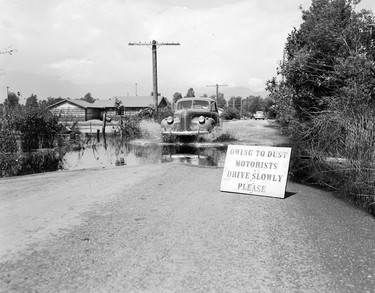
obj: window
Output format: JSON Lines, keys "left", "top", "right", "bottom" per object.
{"left": 193, "top": 100, "right": 209, "bottom": 109}
{"left": 177, "top": 100, "right": 192, "bottom": 110}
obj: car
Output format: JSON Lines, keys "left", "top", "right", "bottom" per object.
{"left": 254, "top": 111, "right": 265, "bottom": 120}
{"left": 161, "top": 97, "right": 220, "bottom": 136}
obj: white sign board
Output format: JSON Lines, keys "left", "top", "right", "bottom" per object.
{"left": 220, "top": 145, "right": 292, "bottom": 198}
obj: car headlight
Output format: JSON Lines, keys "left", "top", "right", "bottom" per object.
{"left": 166, "top": 116, "right": 174, "bottom": 125}
{"left": 198, "top": 116, "right": 205, "bottom": 124}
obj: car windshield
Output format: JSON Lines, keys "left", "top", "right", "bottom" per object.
{"left": 176, "top": 100, "right": 210, "bottom": 110}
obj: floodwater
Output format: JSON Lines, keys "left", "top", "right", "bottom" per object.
{"left": 62, "top": 134, "right": 228, "bottom": 170}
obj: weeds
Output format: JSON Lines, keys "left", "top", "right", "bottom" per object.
{"left": 288, "top": 109, "right": 375, "bottom": 215}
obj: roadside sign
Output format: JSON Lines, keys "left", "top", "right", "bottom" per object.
{"left": 220, "top": 145, "right": 292, "bottom": 198}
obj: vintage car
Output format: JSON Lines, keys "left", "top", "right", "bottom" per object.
{"left": 161, "top": 97, "right": 220, "bottom": 136}
{"left": 254, "top": 111, "right": 266, "bottom": 120}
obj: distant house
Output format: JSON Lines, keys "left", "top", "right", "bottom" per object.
{"left": 47, "top": 99, "right": 99, "bottom": 121}
{"left": 97, "top": 96, "right": 169, "bottom": 118}
{"left": 48, "top": 96, "right": 169, "bottom": 122}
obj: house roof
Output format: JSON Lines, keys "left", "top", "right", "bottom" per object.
{"left": 48, "top": 96, "right": 169, "bottom": 110}
{"left": 93, "top": 96, "right": 168, "bottom": 108}
{"left": 113, "top": 96, "right": 154, "bottom": 107}
{"left": 47, "top": 98, "right": 93, "bottom": 109}
{"left": 91, "top": 99, "right": 116, "bottom": 108}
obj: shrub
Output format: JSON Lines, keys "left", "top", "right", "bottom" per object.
{"left": 119, "top": 116, "right": 142, "bottom": 140}
{"left": 288, "top": 109, "right": 375, "bottom": 215}
{"left": 0, "top": 148, "right": 66, "bottom": 177}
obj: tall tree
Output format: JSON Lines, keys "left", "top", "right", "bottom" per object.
{"left": 4, "top": 92, "right": 20, "bottom": 110}
{"left": 185, "top": 88, "right": 195, "bottom": 98}
{"left": 210, "top": 92, "right": 227, "bottom": 108}
{"left": 274, "top": 0, "right": 375, "bottom": 121}
{"left": 25, "top": 94, "right": 38, "bottom": 109}
{"left": 79, "top": 92, "right": 95, "bottom": 103}
{"left": 173, "top": 92, "right": 183, "bottom": 103}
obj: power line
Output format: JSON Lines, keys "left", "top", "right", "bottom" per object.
{"left": 129, "top": 40, "right": 180, "bottom": 112}
{"left": 206, "top": 84, "right": 227, "bottom": 104}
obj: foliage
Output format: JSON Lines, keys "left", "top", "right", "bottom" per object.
{"left": 268, "top": 0, "right": 375, "bottom": 214}
{"left": 4, "top": 92, "right": 21, "bottom": 112}
{"left": 209, "top": 93, "right": 227, "bottom": 108}
{"left": 25, "top": 94, "right": 38, "bottom": 109}
{"left": 0, "top": 149, "right": 66, "bottom": 177}
{"left": 173, "top": 92, "right": 183, "bottom": 103}
{"left": 137, "top": 105, "right": 173, "bottom": 123}
{"left": 266, "top": 78, "right": 297, "bottom": 126}
{"left": 79, "top": 92, "right": 96, "bottom": 103}
{"left": 185, "top": 88, "right": 195, "bottom": 98}
{"left": 15, "top": 107, "right": 65, "bottom": 151}
{"left": 0, "top": 92, "right": 68, "bottom": 177}
{"left": 38, "top": 97, "right": 63, "bottom": 108}
{"left": 0, "top": 129, "right": 19, "bottom": 153}
{"left": 277, "top": 0, "right": 375, "bottom": 120}
{"left": 119, "top": 116, "right": 142, "bottom": 140}
{"left": 221, "top": 106, "right": 240, "bottom": 120}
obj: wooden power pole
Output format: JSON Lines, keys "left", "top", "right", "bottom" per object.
{"left": 128, "top": 40, "right": 180, "bottom": 112}
{"left": 206, "top": 84, "right": 227, "bottom": 104}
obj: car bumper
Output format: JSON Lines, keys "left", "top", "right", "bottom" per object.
{"left": 162, "top": 130, "right": 210, "bottom": 136}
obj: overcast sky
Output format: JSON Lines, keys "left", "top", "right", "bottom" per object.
{"left": 1, "top": 0, "right": 374, "bottom": 102}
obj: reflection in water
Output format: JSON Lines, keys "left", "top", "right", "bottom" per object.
{"left": 62, "top": 134, "right": 227, "bottom": 170}
{"left": 161, "top": 144, "right": 227, "bottom": 167}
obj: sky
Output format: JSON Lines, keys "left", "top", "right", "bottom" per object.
{"left": 1, "top": 0, "right": 375, "bottom": 103}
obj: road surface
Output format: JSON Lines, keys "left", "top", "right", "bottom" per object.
{"left": 0, "top": 120, "right": 374, "bottom": 292}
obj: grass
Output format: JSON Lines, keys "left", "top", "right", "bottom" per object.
{"left": 287, "top": 111, "right": 375, "bottom": 216}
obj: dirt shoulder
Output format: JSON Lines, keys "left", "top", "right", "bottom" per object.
{"left": 0, "top": 164, "right": 166, "bottom": 262}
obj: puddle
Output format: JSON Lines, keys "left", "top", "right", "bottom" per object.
{"left": 62, "top": 135, "right": 228, "bottom": 170}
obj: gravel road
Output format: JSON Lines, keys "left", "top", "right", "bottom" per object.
{"left": 1, "top": 120, "right": 375, "bottom": 292}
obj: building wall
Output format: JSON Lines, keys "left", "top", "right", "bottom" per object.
{"left": 50, "top": 103, "right": 86, "bottom": 121}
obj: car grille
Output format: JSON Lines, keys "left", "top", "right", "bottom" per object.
{"left": 180, "top": 112, "right": 191, "bottom": 131}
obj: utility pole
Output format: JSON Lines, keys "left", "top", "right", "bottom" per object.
{"left": 135, "top": 83, "right": 138, "bottom": 96}
{"left": 1, "top": 47, "right": 16, "bottom": 101}
{"left": 129, "top": 40, "right": 180, "bottom": 113}
{"left": 206, "top": 84, "right": 227, "bottom": 104}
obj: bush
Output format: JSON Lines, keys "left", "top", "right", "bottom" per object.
{"left": 288, "top": 109, "right": 375, "bottom": 216}
{"left": 119, "top": 116, "right": 142, "bottom": 140}
{"left": 0, "top": 105, "right": 68, "bottom": 177}
{"left": 0, "top": 148, "right": 66, "bottom": 177}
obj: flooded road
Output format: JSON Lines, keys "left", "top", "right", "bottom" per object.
{"left": 62, "top": 119, "right": 288, "bottom": 169}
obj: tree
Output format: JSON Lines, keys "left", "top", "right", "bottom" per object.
{"left": 271, "top": 0, "right": 375, "bottom": 121}
{"left": 25, "top": 94, "right": 38, "bottom": 109}
{"left": 79, "top": 92, "right": 95, "bottom": 103}
{"left": 246, "top": 96, "right": 264, "bottom": 114}
{"left": 209, "top": 93, "right": 227, "bottom": 108}
{"left": 221, "top": 106, "right": 240, "bottom": 120}
{"left": 228, "top": 96, "right": 243, "bottom": 110}
{"left": 173, "top": 92, "right": 183, "bottom": 103}
{"left": 4, "top": 92, "right": 20, "bottom": 112}
{"left": 185, "top": 88, "right": 195, "bottom": 98}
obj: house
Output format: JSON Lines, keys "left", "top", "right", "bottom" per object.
{"left": 47, "top": 99, "right": 99, "bottom": 121}
{"left": 48, "top": 96, "right": 169, "bottom": 122}
{"left": 95, "top": 96, "right": 169, "bottom": 118}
